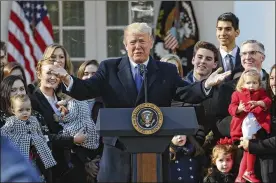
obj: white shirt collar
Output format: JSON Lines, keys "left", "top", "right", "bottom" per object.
{"left": 129, "top": 57, "right": 150, "bottom": 70}
{"left": 41, "top": 91, "right": 58, "bottom": 105}
{"left": 220, "top": 46, "right": 238, "bottom": 59}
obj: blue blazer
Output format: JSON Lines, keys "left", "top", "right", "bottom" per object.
{"left": 64, "top": 56, "right": 209, "bottom": 182}
{"left": 1, "top": 136, "right": 41, "bottom": 182}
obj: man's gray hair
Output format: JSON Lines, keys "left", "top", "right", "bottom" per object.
{"left": 241, "top": 40, "right": 265, "bottom": 54}
{"left": 123, "top": 23, "right": 152, "bottom": 43}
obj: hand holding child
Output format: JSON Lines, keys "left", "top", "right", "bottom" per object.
{"left": 248, "top": 100, "right": 266, "bottom": 109}
{"left": 73, "top": 127, "right": 87, "bottom": 144}
{"left": 237, "top": 101, "right": 248, "bottom": 114}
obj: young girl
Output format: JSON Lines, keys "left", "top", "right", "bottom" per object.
{"left": 204, "top": 138, "right": 235, "bottom": 183}
{"left": 1, "top": 94, "right": 56, "bottom": 182}
{"left": 169, "top": 134, "right": 205, "bottom": 183}
{"left": 54, "top": 93, "right": 99, "bottom": 162}
{"left": 228, "top": 68, "right": 272, "bottom": 183}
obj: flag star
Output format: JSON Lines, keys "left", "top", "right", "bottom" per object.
{"left": 43, "top": 5, "right": 47, "bottom": 10}
{"left": 36, "top": 13, "right": 41, "bottom": 19}
{"left": 26, "top": 11, "right": 30, "bottom": 16}
{"left": 37, "top": 4, "right": 41, "bottom": 9}
{"left": 26, "top": 3, "right": 30, "bottom": 8}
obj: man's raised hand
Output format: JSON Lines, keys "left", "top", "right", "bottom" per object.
{"left": 204, "top": 67, "right": 231, "bottom": 89}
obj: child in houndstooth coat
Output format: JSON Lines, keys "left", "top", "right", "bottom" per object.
{"left": 54, "top": 93, "right": 99, "bottom": 163}
{"left": 1, "top": 94, "right": 56, "bottom": 183}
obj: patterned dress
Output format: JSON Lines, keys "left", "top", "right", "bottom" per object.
{"left": 59, "top": 99, "right": 99, "bottom": 150}
{"left": 0, "top": 110, "right": 54, "bottom": 183}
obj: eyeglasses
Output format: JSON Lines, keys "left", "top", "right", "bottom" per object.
{"left": 240, "top": 51, "right": 264, "bottom": 57}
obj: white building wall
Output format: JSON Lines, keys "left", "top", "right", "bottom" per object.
{"left": 234, "top": 1, "right": 275, "bottom": 72}
{"left": 1, "top": 1, "right": 275, "bottom": 71}
{"left": 1, "top": 1, "right": 11, "bottom": 41}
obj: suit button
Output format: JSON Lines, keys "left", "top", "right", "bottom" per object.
{"left": 189, "top": 158, "right": 192, "bottom": 162}
{"left": 189, "top": 167, "right": 193, "bottom": 170}
{"left": 177, "top": 168, "right": 181, "bottom": 171}
{"left": 190, "top": 175, "right": 194, "bottom": 179}
{"left": 178, "top": 177, "right": 182, "bottom": 180}
{"left": 28, "top": 131, "right": 31, "bottom": 134}
{"left": 175, "top": 160, "right": 179, "bottom": 164}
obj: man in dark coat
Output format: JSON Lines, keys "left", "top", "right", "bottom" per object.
{"left": 216, "top": 12, "right": 242, "bottom": 76}
{"left": 50, "top": 23, "right": 231, "bottom": 182}
{"left": 215, "top": 40, "right": 270, "bottom": 181}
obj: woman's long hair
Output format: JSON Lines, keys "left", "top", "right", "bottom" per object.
{"left": 42, "top": 43, "right": 74, "bottom": 75}
{"left": 3, "top": 62, "right": 27, "bottom": 83}
{"left": 267, "top": 64, "right": 276, "bottom": 98}
{"left": 77, "top": 60, "right": 99, "bottom": 79}
{"left": 0, "top": 75, "right": 28, "bottom": 113}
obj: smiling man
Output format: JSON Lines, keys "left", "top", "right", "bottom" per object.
{"left": 215, "top": 40, "right": 269, "bottom": 182}
{"left": 186, "top": 41, "right": 219, "bottom": 82}
{"left": 50, "top": 22, "right": 231, "bottom": 182}
{"left": 216, "top": 12, "right": 241, "bottom": 73}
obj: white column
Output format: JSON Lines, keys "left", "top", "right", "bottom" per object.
{"left": 234, "top": 1, "right": 275, "bottom": 72}
{"left": 0, "top": 1, "right": 12, "bottom": 41}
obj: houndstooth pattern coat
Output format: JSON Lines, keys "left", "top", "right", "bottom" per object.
{"left": 1, "top": 116, "right": 57, "bottom": 169}
{"left": 61, "top": 99, "right": 99, "bottom": 150}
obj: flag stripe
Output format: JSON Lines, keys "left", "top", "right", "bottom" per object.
{"left": 164, "top": 33, "right": 178, "bottom": 50}
{"left": 42, "top": 16, "right": 54, "bottom": 38}
{"left": 10, "top": 2, "right": 43, "bottom": 59}
{"left": 9, "top": 13, "right": 37, "bottom": 81}
{"left": 8, "top": 32, "right": 34, "bottom": 81}
{"left": 34, "top": 29, "right": 47, "bottom": 54}
{"left": 8, "top": 1, "right": 53, "bottom": 84}
{"left": 10, "top": 12, "right": 37, "bottom": 67}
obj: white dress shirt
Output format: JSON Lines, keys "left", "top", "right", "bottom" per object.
{"left": 220, "top": 46, "right": 238, "bottom": 70}
{"left": 129, "top": 57, "right": 149, "bottom": 79}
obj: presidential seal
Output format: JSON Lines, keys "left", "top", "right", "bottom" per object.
{"left": 132, "top": 103, "right": 163, "bottom": 135}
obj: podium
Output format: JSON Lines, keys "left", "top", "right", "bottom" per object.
{"left": 96, "top": 106, "right": 199, "bottom": 182}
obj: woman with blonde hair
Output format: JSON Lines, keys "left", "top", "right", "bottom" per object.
{"left": 42, "top": 43, "right": 74, "bottom": 75}
{"left": 160, "top": 54, "right": 184, "bottom": 78}
{"left": 30, "top": 58, "right": 87, "bottom": 183}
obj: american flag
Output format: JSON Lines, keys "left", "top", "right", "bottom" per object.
{"left": 8, "top": 1, "right": 54, "bottom": 84}
{"left": 164, "top": 27, "right": 179, "bottom": 51}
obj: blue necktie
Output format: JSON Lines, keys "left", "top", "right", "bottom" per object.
{"left": 225, "top": 54, "right": 234, "bottom": 71}
{"left": 135, "top": 64, "right": 143, "bottom": 92}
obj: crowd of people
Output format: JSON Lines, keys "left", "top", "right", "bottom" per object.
{"left": 0, "top": 12, "right": 275, "bottom": 183}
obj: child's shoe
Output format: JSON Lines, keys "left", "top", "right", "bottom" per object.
{"left": 235, "top": 176, "right": 246, "bottom": 183}
{"left": 242, "top": 171, "right": 260, "bottom": 183}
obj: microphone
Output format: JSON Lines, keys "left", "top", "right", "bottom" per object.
{"left": 138, "top": 64, "right": 148, "bottom": 103}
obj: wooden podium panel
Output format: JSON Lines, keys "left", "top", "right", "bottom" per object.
{"left": 132, "top": 153, "right": 163, "bottom": 182}
{"left": 137, "top": 153, "right": 157, "bottom": 182}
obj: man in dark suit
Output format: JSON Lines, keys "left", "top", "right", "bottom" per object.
{"left": 216, "top": 12, "right": 242, "bottom": 76}
{"left": 50, "top": 23, "right": 231, "bottom": 182}
{"left": 216, "top": 40, "right": 269, "bottom": 125}
{"left": 239, "top": 136, "right": 276, "bottom": 154}
{"left": 215, "top": 40, "right": 270, "bottom": 182}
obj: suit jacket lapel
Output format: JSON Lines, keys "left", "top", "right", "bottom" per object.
{"left": 35, "top": 88, "right": 58, "bottom": 114}
{"left": 235, "top": 47, "right": 241, "bottom": 69}
{"left": 135, "top": 57, "right": 158, "bottom": 105}
{"left": 218, "top": 49, "right": 225, "bottom": 72}
{"left": 117, "top": 56, "right": 137, "bottom": 106}
{"left": 218, "top": 47, "right": 241, "bottom": 71}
